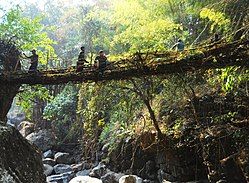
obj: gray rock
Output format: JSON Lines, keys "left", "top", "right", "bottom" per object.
{"left": 44, "top": 164, "right": 53, "bottom": 176}
{"left": 43, "top": 149, "right": 53, "bottom": 159}
{"left": 55, "top": 152, "right": 72, "bottom": 164}
{"left": 162, "top": 181, "right": 173, "bottom": 183}
{"left": 47, "top": 171, "right": 74, "bottom": 183}
{"left": 54, "top": 164, "right": 73, "bottom": 174}
{"left": 7, "top": 112, "right": 25, "bottom": 127}
{"left": 101, "top": 170, "right": 124, "bottom": 183}
{"left": 158, "top": 169, "right": 176, "bottom": 182}
{"left": 101, "top": 143, "right": 110, "bottom": 153}
{"left": 71, "top": 161, "right": 91, "bottom": 172}
{"left": 43, "top": 158, "right": 56, "bottom": 167}
{"left": 119, "top": 175, "right": 143, "bottom": 183}
{"left": 18, "top": 121, "right": 34, "bottom": 137}
{"left": 69, "top": 176, "right": 102, "bottom": 183}
{"left": 71, "top": 162, "right": 84, "bottom": 172}
{"left": 76, "top": 169, "right": 91, "bottom": 176}
{"left": 26, "top": 129, "right": 56, "bottom": 152}
{"left": 89, "top": 162, "right": 107, "bottom": 178}
{"left": 0, "top": 123, "right": 45, "bottom": 183}
{"left": 143, "top": 180, "right": 156, "bottom": 183}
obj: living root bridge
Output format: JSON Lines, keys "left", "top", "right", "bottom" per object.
{"left": 0, "top": 39, "right": 249, "bottom": 85}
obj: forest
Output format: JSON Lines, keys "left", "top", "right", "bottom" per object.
{"left": 0, "top": 0, "right": 248, "bottom": 183}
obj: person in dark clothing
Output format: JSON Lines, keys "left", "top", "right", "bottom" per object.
{"left": 172, "top": 39, "right": 185, "bottom": 52}
{"left": 212, "top": 33, "right": 220, "bottom": 43}
{"left": 77, "top": 46, "right": 89, "bottom": 72}
{"left": 23, "top": 49, "right": 38, "bottom": 73}
{"left": 94, "top": 50, "right": 107, "bottom": 75}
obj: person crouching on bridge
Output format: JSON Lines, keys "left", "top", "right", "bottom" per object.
{"left": 77, "top": 46, "right": 89, "bottom": 72}
{"left": 94, "top": 50, "right": 107, "bottom": 76}
{"left": 172, "top": 39, "right": 185, "bottom": 52}
{"left": 23, "top": 49, "right": 38, "bottom": 73}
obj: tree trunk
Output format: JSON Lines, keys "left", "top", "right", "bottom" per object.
{"left": 143, "top": 98, "right": 163, "bottom": 139}
{"left": 0, "top": 84, "right": 20, "bottom": 122}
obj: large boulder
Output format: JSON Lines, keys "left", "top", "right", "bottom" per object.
{"left": 26, "top": 129, "right": 56, "bottom": 151}
{"left": 54, "top": 164, "right": 73, "bottom": 174}
{"left": 69, "top": 176, "right": 102, "bottom": 183}
{"left": 18, "top": 121, "right": 34, "bottom": 137}
{"left": 55, "top": 152, "right": 72, "bottom": 164}
{"left": 0, "top": 123, "right": 45, "bottom": 183}
{"left": 119, "top": 175, "right": 143, "bottom": 183}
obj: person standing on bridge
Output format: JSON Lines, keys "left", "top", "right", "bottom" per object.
{"left": 23, "top": 49, "right": 38, "bottom": 73}
{"left": 172, "top": 39, "right": 185, "bottom": 52}
{"left": 77, "top": 46, "right": 89, "bottom": 72}
{"left": 94, "top": 50, "right": 107, "bottom": 76}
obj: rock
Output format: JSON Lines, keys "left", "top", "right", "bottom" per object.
{"left": 7, "top": 112, "right": 25, "bottom": 127}
{"left": 44, "top": 164, "right": 54, "bottom": 176}
{"left": 0, "top": 123, "right": 45, "bottom": 183}
{"left": 54, "top": 164, "right": 73, "bottom": 174}
{"left": 162, "top": 181, "right": 172, "bottom": 183}
{"left": 89, "top": 162, "right": 107, "bottom": 178}
{"left": 18, "top": 121, "right": 34, "bottom": 137}
{"left": 76, "top": 169, "right": 91, "bottom": 176}
{"left": 119, "top": 175, "right": 143, "bottom": 183}
{"left": 43, "top": 149, "right": 54, "bottom": 159}
{"left": 26, "top": 129, "right": 56, "bottom": 152}
{"left": 54, "top": 152, "right": 72, "bottom": 164}
{"left": 71, "top": 162, "right": 85, "bottom": 172}
{"left": 47, "top": 171, "right": 74, "bottom": 183}
{"left": 216, "top": 180, "right": 227, "bottom": 183}
{"left": 55, "top": 152, "right": 72, "bottom": 164}
{"left": 69, "top": 176, "right": 102, "bottom": 183}
{"left": 43, "top": 158, "right": 56, "bottom": 167}
{"left": 0, "top": 168, "right": 17, "bottom": 183}
{"left": 101, "top": 170, "right": 124, "bottom": 183}
{"left": 71, "top": 161, "right": 92, "bottom": 174}
{"left": 143, "top": 180, "right": 157, "bottom": 183}
{"left": 101, "top": 143, "right": 110, "bottom": 153}
{"left": 158, "top": 169, "right": 176, "bottom": 182}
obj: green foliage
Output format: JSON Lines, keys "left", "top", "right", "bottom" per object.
{"left": 211, "top": 67, "right": 249, "bottom": 93}
{"left": 43, "top": 84, "right": 78, "bottom": 141}
{"left": 211, "top": 112, "right": 237, "bottom": 124}
{"left": 0, "top": 7, "right": 56, "bottom": 64}
{"left": 43, "top": 85, "right": 77, "bottom": 121}
{"left": 16, "top": 85, "right": 51, "bottom": 120}
{"left": 200, "top": 8, "right": 231, "bottom": 32}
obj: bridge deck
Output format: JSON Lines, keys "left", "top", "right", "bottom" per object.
{"left": 0, "top": 39, "right": 248, "bottom": 85}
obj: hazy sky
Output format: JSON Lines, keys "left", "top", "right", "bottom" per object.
{"left": 0, "top": 0, "right": 94, "bottom": 15}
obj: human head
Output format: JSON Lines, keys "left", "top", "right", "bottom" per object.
{"left": 31, "top": 49, "right": 36, "bottom": 54}
{"left": 99, "top": 50, "right": 104, "bottom": 56}
{"left": 81, "top": 46, "right": 85, "bottom": 51}
{"left": 178, "top": 39, "right": 182, "bottom": 42}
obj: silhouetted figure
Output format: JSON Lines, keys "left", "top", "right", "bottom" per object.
{"left": 212, "top": 33, "right": 220, "bottom": 43}
{"left": 94, "top": 50, "right": 107, "bottom": 76}
{"left": 76, "top": 46, "right": 89, "bottom": 72}
{"left": 172, "top": 39, "right": 185, "bottom": 52}
{"left": 24, "top": 49, "right": 38, "bottom": 73}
